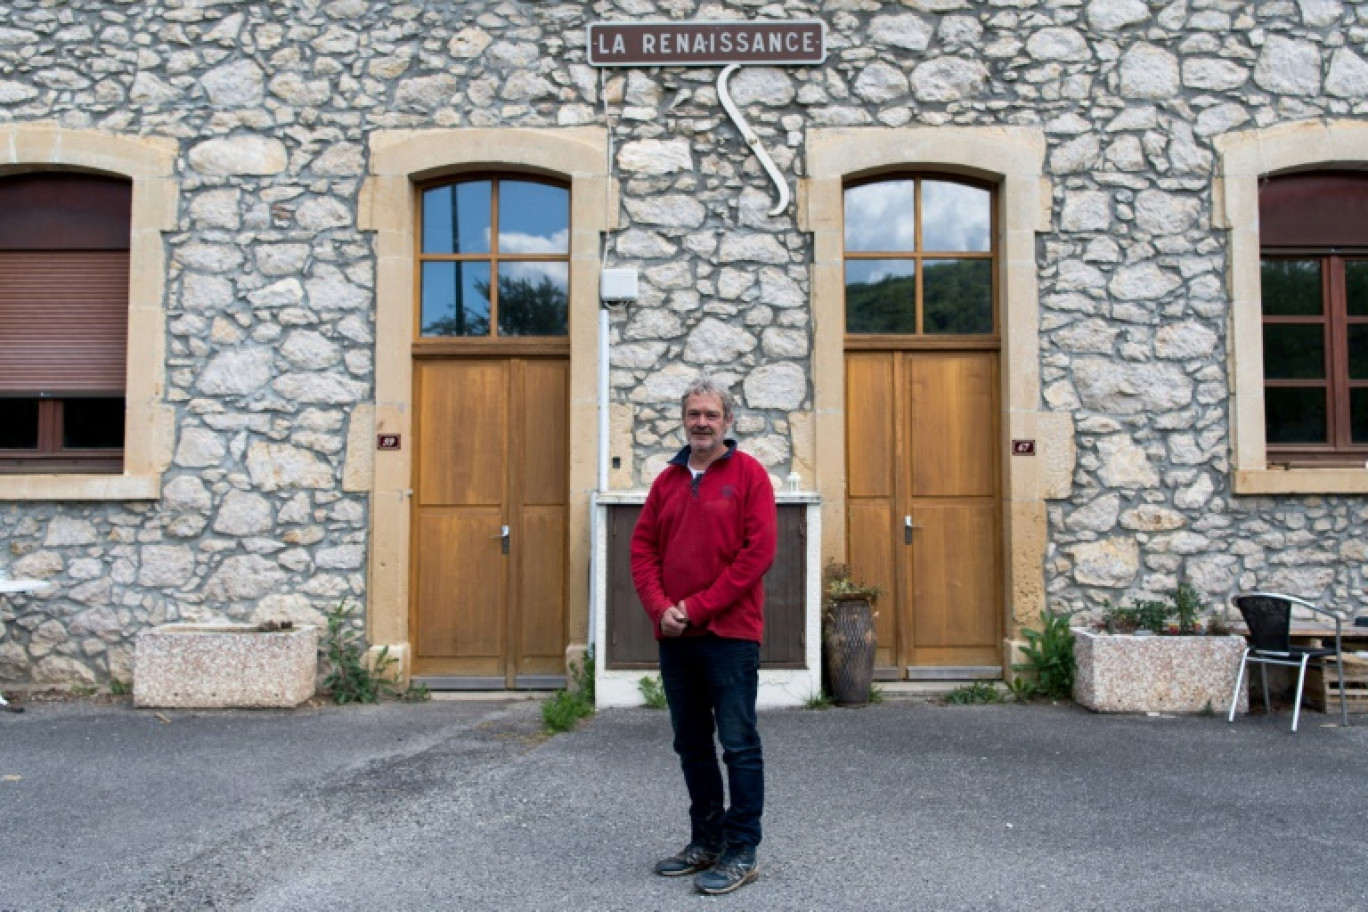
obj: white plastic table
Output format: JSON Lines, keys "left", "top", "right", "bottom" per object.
{"left": 0, "top": 580, "right": 50, "bottom": 708}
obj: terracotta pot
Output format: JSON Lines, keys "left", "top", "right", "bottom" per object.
{"left": 824, "top": 597, "right": 876, "bottom": 707}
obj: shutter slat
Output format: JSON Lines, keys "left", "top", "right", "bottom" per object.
{"left": 0, "top": 251, "right": 129, "bottom": 393}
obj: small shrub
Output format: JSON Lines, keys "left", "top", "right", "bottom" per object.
{"left": 109, "top": 678, "right": 131, "bottom": 696}
{"left": 868, "top": 683, "right": 885, "bottom": 705}
{"left": 323, "top": 600, "right": 403, "bottom": 704}
{"left": 638, "top": 674, "right": 667, "bottom": 710}
{"left": 804, "top": 689, "right": 833, "bottom": 710}
{"left": 946, "top": 681, "right": 1000, "bottom": 705}
{"left": 1018, "top": 607, "right": 1076, "bottom": 700}
{"left": 543, "top": 646, "right": 595, "bottom": 734}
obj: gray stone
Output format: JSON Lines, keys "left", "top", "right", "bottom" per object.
{"left": 1061, "top": 190, "right": 1111, "bottom": 232}
{"left": 1119, "top": 44, "right": 1179, "bottom": 99}
{"left": 203, "top": 555, "right": 288, "bottom": 602}
{"left": 1070, "top": 538, "right": 1140, "bottom": 588}
{"left": 911, "top": 58, "right": 988, "bottom": 102}
{"left": 618, "top": 139, "right": 692, "bottom": 174}
{"left": 717, "top": 234, "right": 789, "bottom": 264}
{"left": 174, "top": 427, "right": 226, "bottom": 468}
{"left": 273, "top": 373, "right": 368, "bottom": 404}
{"left": 623, "top": 195, "right": 707, "bottom": 229}
{"left": 138, "top": 545, "right": 195, "bottom": 588}
{"left": 1075, "top": 360, "right": 1194, "bottom": 414}
{"left": 280, "top": 331, "right": 342, "bottom": 369}
{"left": 1134, "top": 191, "right": 1201, "bottom": 235}
{"left": 743, "top": 363, "right": 806, "bottom": 410}
{"left": 246, "top": 442, "right": 335, "bottom": 491}
{"left": 1028, "top": 28, "right": 1090, "bottom": 62}
{"left": 683, "top": 318, "right": 756, "bottom": 363}
{"left": 1182, "top": 58, "right": 1248, "bottom": 92}
{"left": 1326, "top": 49, "right": 1368, "bottom": 98}
{"left": 1097, "top": 436, "right": 1160, "bottom": 489}
{"left": 870, "top": 14, "right": 934, "bottom": 51}
{"left": 188, "top": 136, "right": 288, "bottom": 176}
{"left": 729, "top": 68, "right": 795, "bottom": 106}
{"left": 296, "top": 197, "right": 352, "bottom": 232}
{"left": 1087, "top": 0, "right": 1150, "bottom": 30}
{"left": 1065, "top": 494, "right": 1121, "bottom": 532}
{"left": 213, "top": 491, "right": 275, "bottom": 537}
{"left": 197, "top": 347, "right": 275, "bottom": 396}
{"left": 1253, "top": 36, "right": 1322, "bottom": 95}
{"left": 44, "top": 517, "right": 98, "bottom": 547}
{"left": 854, "top": 62, "right": 910, "bottom": 104}
{"left": 1154, "top": 322, "right": 1218, "bottom": 360}
{"left": 162, "top": 476, "right": 213, "bottom": 512}
{"left": 1109, "top": 262, "right": 1182, "bottom": 301}
{"left": 201, "top": 60, "right": 264, "bottom": 107}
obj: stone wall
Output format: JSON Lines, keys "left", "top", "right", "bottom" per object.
{"left": 1, "top": 0, "right": 1367, "bottom": 689}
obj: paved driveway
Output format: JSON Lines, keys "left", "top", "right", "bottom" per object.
{"left": 3, "top": 697, "right": 1365, "bottom": 911}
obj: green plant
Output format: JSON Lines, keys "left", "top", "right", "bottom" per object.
{"left": 1018, "top": 607, "right": 1076, "bottom": 700}
{"left": 109, "top": 678, "right": 131, "bottom": 696}
{"left": 639, "top": 674, "right": 667, "bottom": 710}
{"left": 1007, "top": 675, "right": 1036, "bottom": 703}
{"left": 400, "top": 681, "right": 431, "bottom": 703}
{"left": 1104, "top": 599, "right": 1171, "bottom": 635}
{"left": 945, "top": 681, "right": 1000, "bottom": 705}
{"left": 822, "top": 560, "right": 880, "bottom": 606}
{"left": 868, "top": 683, "right": 884, "bottom": 705}
{"left": 803, "top": 689, "right": 833, "bottom": 710}
{"left": 543, "top": 646, "right": 595, "bottom": 734}
{"left": 1173, "top": 582, "right": 1202, "bottom": 634}
{"left": 323, "top": 600, "right": 400, "bottom": 704}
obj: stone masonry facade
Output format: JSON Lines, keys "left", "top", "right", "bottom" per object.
{"left": 2, "top": 0, "right": 1367, "bottom": 689}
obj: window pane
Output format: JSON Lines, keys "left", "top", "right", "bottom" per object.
{"left": 922, "top": 181, "right": 991, "bottom": 252}
{"left": 1265, "top": 388, "right": 1327, "bottom": 445}
{"left": 422, "top": 181, "right": 492, "bottom": 254}
{"left": 1350, "top": 325, "right": 1368, "bottom": 380}
{"left": 846, "top": 260, "right": 916, "bottom": 333}
{"left": 497, "top": 262, "right": 568, "bottom": 337}
{"left": 923, "top": 259, "right": 992, "bottom": 334}
{"left": 421, "top": 261, "right": 491, "bottom": 336}
{"left": 63, "top": 398, "right": 124, "bottom": 449}
{"left": 1260, "top": 259, "right": 1321, "bottom": 316}
{"left": 1346, "top": 260, "right": 1368, "bottom": 317}
{"left": 844, "top": 181, "right": 915, "bottom": 252}
{"left": 1262, "top": 324, "right": 1324, "bottom": 379}
{"left": 0, "top": 398, "right": 39, "bottom": 449}
{"left": 1352, "top": 388, "right": 1368, "bottom": 444}
{"left": 498, "top": 182, "right": 569, "bottom": 254}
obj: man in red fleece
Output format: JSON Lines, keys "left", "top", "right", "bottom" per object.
{"left": 630, "top": 376, "right": 777, "bottom": 896}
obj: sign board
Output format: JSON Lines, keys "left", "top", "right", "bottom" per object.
{"left": 1011, "top": 439, "right": 1036, "bottom": 456}
{"left": 588, "top": 20, "right": 826, "bottom": 67}
{"left": 377, "top": 434, "right": 401, "bottom": 451}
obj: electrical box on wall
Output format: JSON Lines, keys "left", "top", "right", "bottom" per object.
{"left": 600, "top": 268, "right": 639, "bottom": 303}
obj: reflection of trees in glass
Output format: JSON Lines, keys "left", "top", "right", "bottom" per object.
{"left": 484, "top": 274, "right": 568, "bottom": 336}
{"left": 423, "top": 310, "right": 489, "bottom": 336}
{"left": 846, "top": 261, "right": 992, "bottom": 334}
{"left": 924, "top": 260, "right": 992, "bottom": 334}
{"left": 1260, "top": 260, "right": 1320, "bottom": 315}
{"left": 846, "top": 274, "right": 916, "bottom": 333}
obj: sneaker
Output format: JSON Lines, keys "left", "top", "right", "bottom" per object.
{"left": 654, "top": 843, "right": 721, "bottom": 877}
{"left": 693, "top": 845, "right": 759, "bottom": 895}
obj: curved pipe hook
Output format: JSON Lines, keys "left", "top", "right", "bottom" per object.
{"left": 716, "top": 63, "right": 790, "bottom": 217}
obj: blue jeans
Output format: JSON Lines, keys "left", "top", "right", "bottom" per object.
{"left": 658, "top": 635, "right": 763, "bottom": 850}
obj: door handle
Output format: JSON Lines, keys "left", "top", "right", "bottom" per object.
{"left": 495, "top": 524, "right": 510, "bottom": 555}
{"left": 904, "top": 515, "right": 918, "bottom": 545}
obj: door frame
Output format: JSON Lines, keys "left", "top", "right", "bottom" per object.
{"left": 360, "top": 127, "right": 613, "bottom": 683}
{"left": 804, "top": 126, "right": 1068, "bottom": 663}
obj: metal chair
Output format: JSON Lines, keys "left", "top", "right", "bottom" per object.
{"left": 1228, "top": 592, "right": 1348, "bottom": 732}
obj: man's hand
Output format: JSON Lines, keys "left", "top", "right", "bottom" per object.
{"left": 660, "top": 603, "right": 690, "bottom": 637}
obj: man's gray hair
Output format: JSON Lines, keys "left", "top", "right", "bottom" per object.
{"left": 680, "top": 375, "right": 735, "bottom": 420}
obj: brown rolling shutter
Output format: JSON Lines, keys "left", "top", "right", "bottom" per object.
{"left": 0, "top": 250, "right": 130, "bottom": 393}
{"left": 1260, "top": 172, "right": 1368, "bottom": 248}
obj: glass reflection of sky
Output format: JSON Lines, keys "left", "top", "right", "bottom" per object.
{"left": 846, "top": 259, "right": 916, "bottom": 285}
{"left": 843, "top": 179, "right": 990, "bottom": 253}
{"left": 504, "top": 260, "right": 569, "bottom": 290}
{"left": 500, "top": 182, "right": 569, "bottom": 253}
{"left": 844, "top": 181, "right": 914, "bottom": 252}
{"left": 922, "top": 181, "right": 990, "bottom": 252}
{"left": 421, "top": 261, "right": 490, "bottom": 336}
{"left": 423, "top": 181, "right": 491, "bottom": 254}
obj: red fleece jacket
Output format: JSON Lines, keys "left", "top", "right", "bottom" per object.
{"left": 630, "top": 441, "right": 778, "bottom": 644}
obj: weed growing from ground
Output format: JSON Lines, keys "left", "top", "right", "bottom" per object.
{"left": 638, "top": 674, "right": 667, "bottom": 710}
{"left": 543, "top": 646, "right": 595, "bottom": 734}
{"left": 946, "top": 681, "right": 1001, "bottom": 705}
{"left": 109, "top": 678, "right": 131, "bottom": 696}
{"left": 321, "top": 601, "right": 429, "bottom": 704}
{"left": 1015, "top": 607, "right": 1076, "bottom": 701}
{"left": 804, "top": 689, "right": 833, "bottom": 710}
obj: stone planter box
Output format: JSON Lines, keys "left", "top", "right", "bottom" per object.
{"left": 1072, "top": 628, "right": 1248, "bottom": 715}
{"left": 134, "top": 623, "right": 319, "bottom": 709}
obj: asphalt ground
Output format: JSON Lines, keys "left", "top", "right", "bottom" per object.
{"left": 2, "top": 695, "right": 1366, "bottom": 912}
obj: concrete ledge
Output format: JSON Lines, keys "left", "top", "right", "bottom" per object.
{"left": 134, "top": 624, "right": 319, "bottom": 709}
{"left": 1073, "top": 628, "right": 1247, "bottom": 715}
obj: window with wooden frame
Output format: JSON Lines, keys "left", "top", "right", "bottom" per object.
{"left": 843, "top": 175, "right": 996, "bottom": 345}
{"left": 0, "top": 172, "right": 129, "bottom": 473}
{"left": 416, "top": 175, "right": 570, "bottom": 344}
{"left": 1259, "top": 172, "right": 1368, "bottom": 464}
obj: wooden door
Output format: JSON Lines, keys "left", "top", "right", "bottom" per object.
{"left": 411, "top": 357, "right": 568, "bottom": 687}
{"left": 846, "top": 351, "right": 1001, "bottom": 677}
